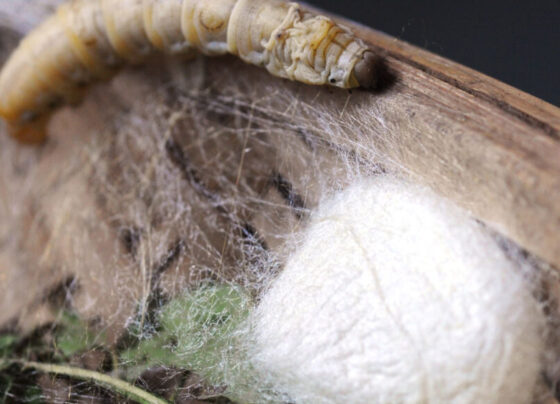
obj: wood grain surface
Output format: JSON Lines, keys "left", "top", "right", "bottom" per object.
{"left": 343, "top": 15, "right": 560, "bottom": 270}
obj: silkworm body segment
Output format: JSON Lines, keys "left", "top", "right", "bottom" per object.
{"left": 0, "top": 0, "right": 379, "bottom": 143}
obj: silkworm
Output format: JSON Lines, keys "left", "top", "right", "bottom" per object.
{"left": 0, "top": 0, "right": 381, "bottom": 143}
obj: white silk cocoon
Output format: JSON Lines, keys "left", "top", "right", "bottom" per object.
{"left": 252, "top": 177, "right": 545, "bottom": 404}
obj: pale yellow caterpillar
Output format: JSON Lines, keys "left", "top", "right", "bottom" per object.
{"left": 0, "top": 0, "right": 380, "bottom": 143}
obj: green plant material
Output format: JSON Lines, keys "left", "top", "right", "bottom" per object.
{"left": 0, "top": 335, "right": 16, "bottom": 366}
{"left": 0, "top": 286, "right": 254, "bottom": 402}
{"left": 0, "top": 335, "right": 17, "bottom": 377}
{"left": 22, "top": 385, "right": 42, "bottom": 404}
{"left": 20, "top": 361, "right": 169, "bottom": 404}
{"left": 120, "top": 334, "right": 174, "bottom": 380}
{"left": 55, "top": 312, "right": 105, "bottom": 358}
{"left": 121, "top": 284, "right": 252, "bottom": 389}
{"left": 0, "top": 335, "right": 16, "bottom": 355}
{"left": 161, "top": 284, "right": 251, "bottom": 364}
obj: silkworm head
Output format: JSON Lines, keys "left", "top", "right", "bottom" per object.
{"left": 353, "top": 51, "right": 382, "bottom": 89}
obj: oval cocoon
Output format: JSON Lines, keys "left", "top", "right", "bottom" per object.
{"left": 253, "top": 177, "right": 544, "bottom": 404}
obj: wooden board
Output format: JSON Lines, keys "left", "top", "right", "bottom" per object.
{"left": 338, "top": 13, "right": 560, "bottom": 269}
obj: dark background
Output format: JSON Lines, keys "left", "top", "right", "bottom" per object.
{"left": 307, "top": 0, "right": 560, "bottom": 106}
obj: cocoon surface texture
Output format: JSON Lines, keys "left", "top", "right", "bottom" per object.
{"left": 253, "top": 177, "right": 545, "bottom": 404}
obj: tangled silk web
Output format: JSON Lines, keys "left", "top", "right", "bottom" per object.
{"left": 0, "top": 2, "right": 560, "bottom": 403}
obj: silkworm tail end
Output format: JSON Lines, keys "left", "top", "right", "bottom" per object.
{"left": 353, "top": 50, "right": 383, "bottom": 89}
{"left": 4, "top": 115, "right": 50, "bottom": 144}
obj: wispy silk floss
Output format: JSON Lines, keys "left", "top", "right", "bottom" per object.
{"left": 252, "top": 176, "right": 545, "bottom": 404}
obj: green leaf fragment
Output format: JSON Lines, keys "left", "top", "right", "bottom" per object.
{"left": 121, "top": 284, "right": 252, "bottom": 386}
{"left": 55, "top": 312, "right": 105, "bottom": 358}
